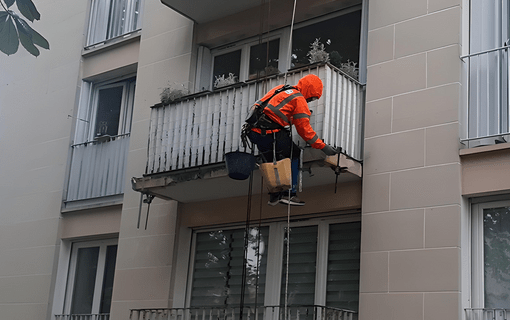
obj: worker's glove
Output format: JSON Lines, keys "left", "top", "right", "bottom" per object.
{"left": 322, "top": 144, "right": 341, "bottom": 156}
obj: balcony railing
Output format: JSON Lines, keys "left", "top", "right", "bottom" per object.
{"left": 55, "top": 314, "right": 110, "bottom": 320}
{"left": 146, "top": 63, "right": 364, "bottom": 175}
{"left": 465, "top": 308, "right": 510, "bottom": 320}
{"left": 130, "top": 305, "right": 357, "bottom": 320}
{"left": 462, "top": 45, "right": 510, "bottom": 146}
{"left": 66, "top": 134, "right": 130, "bottom": 201}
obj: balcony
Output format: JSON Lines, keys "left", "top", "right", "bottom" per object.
{"left": 465, "top": 308, "right": 510, "bottom": 320}
{"left": 462, "top": 45, "right": 510, "bottom": 148}
{"left": 130, "top": 306, "right": 357, "bottom": 320}
{"left": 132, "top": 63, "right": 364, "bottom": 202}
{"left": 65, "top": 134, "right": 130, "bottom": 208}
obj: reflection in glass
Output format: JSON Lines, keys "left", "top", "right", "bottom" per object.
{"left": 191, "top": 227, "right": 268, "bottom": 307}
{"left": 95, "top": 86, "right": 123, "bottom": 137}
{"left": 281, "top": 226, "right": 318, "bottom": 305}
{"left": 484, "top": 207, "right": 510, "bottom": 308}
{"left": 212, "top": 50, "right": 242, "bottom": 88}
{"left": 249, "top": 39, "right": 280, "bottom": 80}
{"left": 71, "top": 247, "right": 100, "bottom": 314}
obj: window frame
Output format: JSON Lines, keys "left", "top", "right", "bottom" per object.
{"left": 199, "top": 6, "right": 364, "bottom": 91}
{"left": 471, "top": 200, "right": 510, "bottom": 309}
{"left": 182, "top": 215, "right": 360, "bottom": 309}
{"left": 74, "top": 76, "right": 136, "bottom": 144}
{"left": 86, "top": 0, "right": 144, "bottom": 47}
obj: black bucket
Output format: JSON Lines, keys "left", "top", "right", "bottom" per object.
{"left": 225, "top": 151, "right": 257, "bottom": 180}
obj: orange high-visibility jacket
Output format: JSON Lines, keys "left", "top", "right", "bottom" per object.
{"left": 253, "top": 74, "right": 326, "bottom": 149}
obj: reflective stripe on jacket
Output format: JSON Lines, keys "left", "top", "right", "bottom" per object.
{"left": 253, "top": 75, "right": 326, "bottom": 149}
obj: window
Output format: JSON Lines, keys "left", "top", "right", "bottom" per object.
{"left": 211, "top": 37, "right": 282, "bottom": 89}
{"left": 74, "top": 76, "right": 135, "bottom": 144}
{"left": 465, "top": 0, "right": 510, "bottom": 145}
{"left": 63, "top": 240, "right": 118, "bottom": 317}
{"left": 87, "top": 0, "right": 143, "bottom": 46}
{"left": 199, "top": 8, "right": 363, "bottom": 90}
{"left": 472, "top": 202, "right": 510, "bottom": 310}
{"left": 187, "top": 219, "right": 361, "bottom": 310}
{"left": 66, "top": 76, "right": 135, "bottom": 204}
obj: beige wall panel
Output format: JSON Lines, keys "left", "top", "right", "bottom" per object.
{"left": 359, "top": 293, "right": 424, "bottom": 320}
{"left": 364, "top": 129, "right": 425, "bottom": 175}
{"left": 0, "top": 246, "right": 56, "bottom": 277}
{"left": 362, "top": 173, "right": 390, "bottom": 213}
{"left": 424, "top": 292, "right": 460, "bottom": 320}
{"left": 461, "top": 147, "right": 510, "bottom": 196}
{"left": 180, "top": 181, "right": 361, "bottom": 227}
{"left": 389, "top": 248, "right": 460, "bottom": 292}
{"left": 141, "top": 5, "right": 193, "bottom": 40}
{"left": 0, "top": 274, "right": 52, "bottom": 303}
{"left": 138, "top": 26, "right": 194, "bottom": 67}
{"left": 394, "top": 7, "right": 460, "bottom": 58}
{"left": 392, "top": 84, "right": 460, "bottom": 132}
{"left": 425, "top": 123, "right": 461, "bottom": 166}
{"left": 359, "top": 252, "right": 389, "bottom": 293}
{"left": 362, "top": 209, "right": 424, "bottom": 252}
{"left": 117, "top": 200, "right": 178, "bottom": 239}
{"left": 116, "top": 234, "right": 175, "bottom": 269}
{"left": 428, "top": 0, "right": 461, "bottom": 13}
{"left": 111, "top": 266, "right": 172, "bottom": 301}
{"left": 366, "top": 53, "right": 426, "bottom": 101}
{"left": 82, "top": 41, "right": 140, "bottom": 79}
{"left": 368, "top": 0, "right": 427, "bottom": 30}
{"left": 425, "top": 205, "right": 461, "bottom": 248}
{"left": 60, "top": 206, "right": 121, "bottom": 239}
{"left": 0, "top": 191, "right": 62, "bottom": 225}
{"left": 128, "top": 118, "right": 151, "bottom": 152}
{"left": 390, "top": 164, "right": 461, "bottom": 210}
{"left": 0, "top": 304, "right": 48, "bottom": 320}
{"left": 367, "top": 25, "right": 394, "bottom": 65}
{"left": 427, "top": 45, "right": 461, "bottom": 87}
{"left": 0, "top": 218, "right": 59, "bottom": 250}
{"left": 364, "top": 98, "right": 392, "bottom": 138}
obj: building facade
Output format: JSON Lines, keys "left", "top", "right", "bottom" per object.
{"left": 0, "top": 0, "right": 508, "bottom": 319}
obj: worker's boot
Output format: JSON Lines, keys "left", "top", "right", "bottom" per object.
{"left": 268, "top": 192, "right": 281, "bottom": 206}
{"left": 279, "top": 194, "right": 305, "bottom": 206}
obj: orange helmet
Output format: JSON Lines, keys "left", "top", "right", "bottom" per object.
{"left": 296, "top": 74, "right": 323, "bottom": 101}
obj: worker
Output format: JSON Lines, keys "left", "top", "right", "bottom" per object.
{"left": 246, "top": 74, "right": 340, "bottom": 206}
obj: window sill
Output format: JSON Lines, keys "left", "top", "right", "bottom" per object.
{"left": 62, "top": 194, "right": 124, "bottom": 213}
{"left": 82, "top": 30, "right": 142, "bottom": 57}
{"left": 460, "top": 141, "right": 510, "bottom": 156}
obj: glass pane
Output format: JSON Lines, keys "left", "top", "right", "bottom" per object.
{"left": 281, "top": 225, "right": 318, "bottom": 305}
{"left": 291, "top": 12, "right": 361, "bottom": 75}
{"left": 100, "top": 245, "right": 118, "bottom": 313}
{"left": 107, "top": 0, "right": 128, "bottom": 39}
{"left": 248, "top": 39, "right": 280, "bottom": 80}
{"left": 484, "top": 207, "right": 510, "bottom": 308}
{"left": 326, "top": 222, "right": 361, "bottom": 311}
{"left": 190, "top": 227, "right": 268, "bottom": 307}
{"left": 95, "top": 86, "right": 123, "bottom": 137}
{"left": 212, "top": 50, "right": 242, "bottom": 88}
{"left": 71, "top": 247, "right": 100, "bottom": 314}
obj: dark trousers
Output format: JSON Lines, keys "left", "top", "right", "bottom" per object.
{"left": 247, "top": 130, "right": 300, "bottom": 194}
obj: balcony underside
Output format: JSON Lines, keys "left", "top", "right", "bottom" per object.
{"left": 132, "top": 152, "right": 361, "bottom": 203}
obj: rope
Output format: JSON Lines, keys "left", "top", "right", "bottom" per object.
{"left": 284, "top": 0, "right": 298, "bottom": 85}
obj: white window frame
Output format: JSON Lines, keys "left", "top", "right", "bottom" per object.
{"left": 74, "top": 76, "right": 135, "bottom": 144}
{"left": 197, "top": 6, "right": 365, "bottom": 91}
{"left": 52, "top": 238, "right": 118, "bottom": 318}
{"left": 471, "top": 200, "right": 510, "bottom": 308}
{"left": 180, "top": 215, "right": 360, "bottom": 309}
{"left": 86, "top": 0, "right": 144, "bottom": 46}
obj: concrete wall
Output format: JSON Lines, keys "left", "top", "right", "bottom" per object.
{"left": 0, "top": 0, "right": 89, "bottom": 318}
{"left": 109, "top": 1, "right": 195, "bottom": 319}
{"left": 360, "top": 0, "right": 463, "bottom": 319}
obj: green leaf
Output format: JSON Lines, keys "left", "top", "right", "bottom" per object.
{"left": 14, "top": 16, "right": 39, "bottom": 56}
{"left": 0, "top": 12, "right": 19, "bottom": 55}
{"left": 16, "top": 0, "right": 40, "bottom": 22}
{"left": 15, "top": 15, "right": 48, "bottom": 49}
{"left": 5, "top": 0, "right": 15, "bottom": 8}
